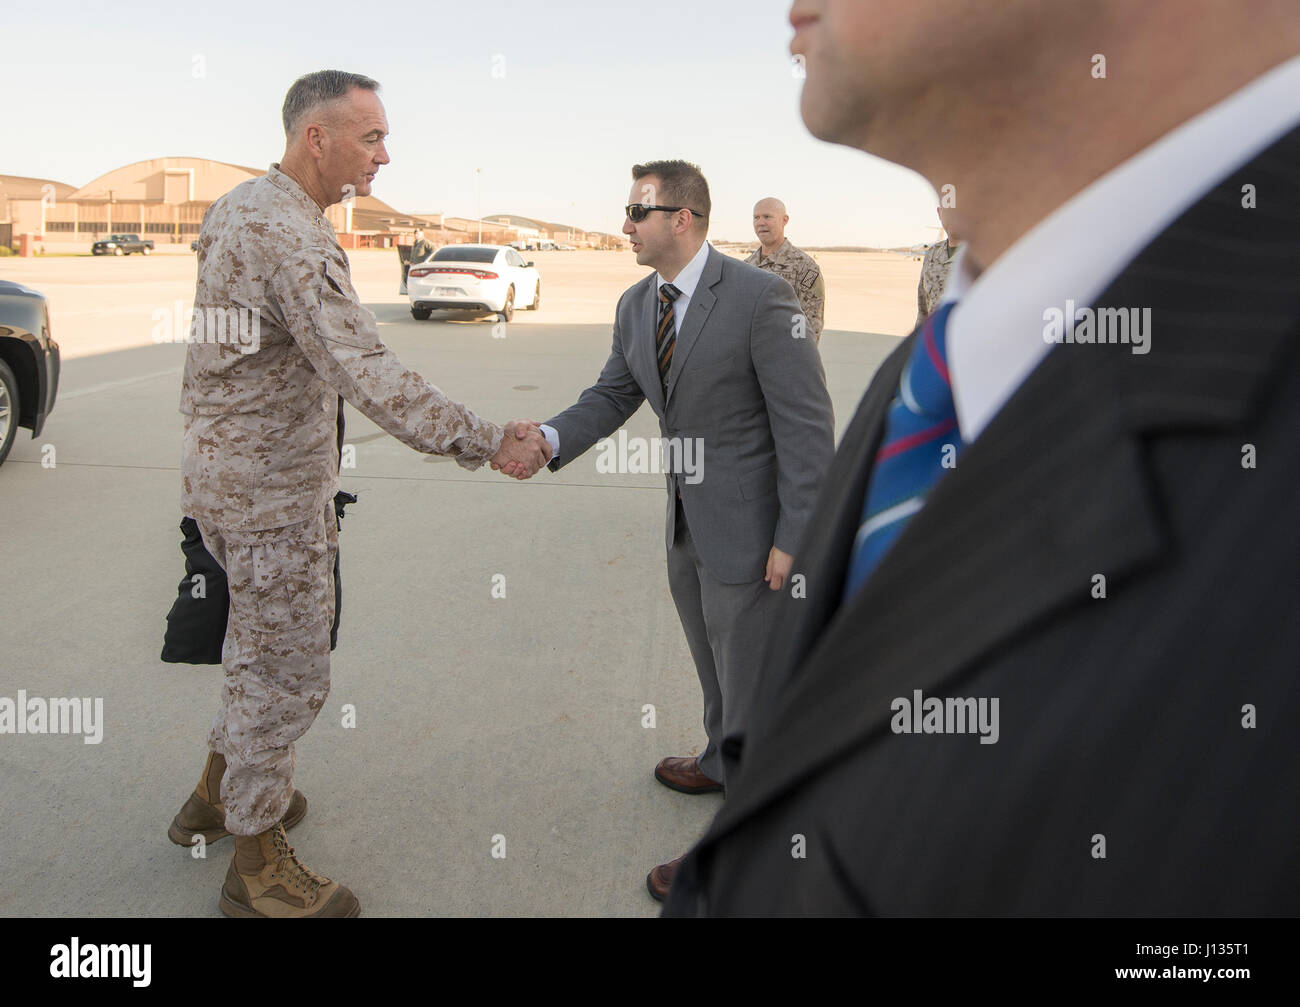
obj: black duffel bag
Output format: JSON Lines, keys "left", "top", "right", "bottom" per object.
{"left": 161, "top": 491, "right": 357, "bottom": 664}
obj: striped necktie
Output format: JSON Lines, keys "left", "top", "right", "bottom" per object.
{"left": 843, "top": 302, "right": 962, "bottom": 599}
{"left": 657, "top": 282, "right": 681, "bottom": 386}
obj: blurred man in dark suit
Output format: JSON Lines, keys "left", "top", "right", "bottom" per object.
{"left": 666, "top": 0, "right": 1300, "bottom": 915}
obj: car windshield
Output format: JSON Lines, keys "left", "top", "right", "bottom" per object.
{"left": 431, "top": 247, "right": 499, "bottom": 264}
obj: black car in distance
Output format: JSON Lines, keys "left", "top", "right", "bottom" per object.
{"left": 91, "top": 233, "right": 155, "bottom": 256}
{"left": 0, "top": 279, "right": 60, "bottom": 467}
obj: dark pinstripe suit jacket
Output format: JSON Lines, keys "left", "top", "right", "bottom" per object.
{"left": 664, "top": 126, "right": 1300, "bottom": 916}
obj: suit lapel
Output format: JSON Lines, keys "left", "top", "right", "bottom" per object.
{"left": 707, "top": 122, "right": 1300, "bottom": 844}
{"left": 665, "top": 248, "right": 723, "bottom": 404}
{"left": 736, "top": 333, "right": 1166, "bottom": 815}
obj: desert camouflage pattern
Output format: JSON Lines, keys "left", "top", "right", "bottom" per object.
{"left": 746, "top": 238, "right": 825, "bottom": 342}
{"left": 915, "top": 239, "right": 958, "bottom": 329}
{"left": 179, "top": 164, "right": 503, "bottom": 835}
{"left": 181, "top": 163, "right": 503, "bottom": 532}
{"left": 198, "top": 503, "right": 336, "bottom": 836}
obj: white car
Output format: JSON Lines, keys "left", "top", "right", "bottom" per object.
{"left": 407, "top": 244, "right": 541, "bottom": 322}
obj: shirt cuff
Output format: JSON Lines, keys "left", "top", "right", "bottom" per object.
{"left": 539, "top": 424, "right": 560, "bottom": 462}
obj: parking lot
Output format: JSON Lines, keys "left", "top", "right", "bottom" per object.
{"left": 0, "top": 247, "right": 915, "bottom": 916}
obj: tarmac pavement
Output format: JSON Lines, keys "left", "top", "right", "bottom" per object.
{"left": 0, "top": 249, "right": 904, "bottom": 916}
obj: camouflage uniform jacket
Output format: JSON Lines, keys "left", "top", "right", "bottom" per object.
{"left": 746, "top": 239, "right": 825, "bottom": 342}
{"left": 915, "top": 239, "right": 958, "bottom": 328}
{"left": 181, "top": 164, "right": 502, "bottom": 531}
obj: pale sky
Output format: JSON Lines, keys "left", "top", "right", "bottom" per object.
{"left": 8, "top": 0, "right": 941, "bottom": 247}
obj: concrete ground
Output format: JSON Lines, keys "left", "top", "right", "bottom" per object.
{"left": 0, "top": 248, "right": 912, "bottom": 916}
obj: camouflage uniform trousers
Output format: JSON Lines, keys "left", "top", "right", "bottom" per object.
{"left": 196, "top": 500, "right": 337, "bottom": 836}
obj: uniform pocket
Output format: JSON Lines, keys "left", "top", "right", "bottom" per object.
{"left": 317, "top": 260, "right": 376, "bottom": 350}
{"left": 245, "top": 540, "right": 296, "bottom": 632}
{"left": 242, "top": 523, "right": 327, "bottom": 632}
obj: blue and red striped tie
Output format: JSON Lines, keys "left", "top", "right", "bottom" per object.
{"left": 843, "top": 302, "right": 962, "bottom": 599}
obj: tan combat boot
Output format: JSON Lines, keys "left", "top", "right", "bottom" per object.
{"left": 168, "top": 751, "right": 307, "bottom": 846}
{"left": 219, "top": 823, "right": 360, "bottom": 918}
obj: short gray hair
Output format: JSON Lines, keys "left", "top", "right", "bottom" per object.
{"left": 282, "top": 70, "right": 380, "bottom": 137}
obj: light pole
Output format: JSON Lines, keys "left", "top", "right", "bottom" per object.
{"left": 476, "top": 167, "right": 482, "bottom": 243}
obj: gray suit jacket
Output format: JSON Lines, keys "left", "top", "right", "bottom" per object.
{"left": 545, "top": 245, "right": 834, "bottom": 583}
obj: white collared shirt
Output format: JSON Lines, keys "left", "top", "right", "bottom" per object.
{"left": 657, "top": 239, "right": 712, "bottom": 336}
{"left": 944, "top": 53, "right": 1300, "bottom": 443}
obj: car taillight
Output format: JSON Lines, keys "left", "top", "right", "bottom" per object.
{"left": 414, "top": 266, "right": 499, "bottom": 280}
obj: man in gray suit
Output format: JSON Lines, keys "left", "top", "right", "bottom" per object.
{"left": 507, "top": 160, "right": 834, "bottom": 899}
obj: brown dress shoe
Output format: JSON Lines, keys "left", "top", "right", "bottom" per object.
{"left": 646, "top": 855, "right": 685, "bottom": 902}
{"left": 654, "top": 755, "right": 724, "bottom": 794}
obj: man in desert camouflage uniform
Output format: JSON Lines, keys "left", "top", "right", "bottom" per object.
{"left": 746, "top": 197, "right": 826, "bottom": 343}
{"left": 914, "top": 205, "right": 963, "bottom": 327}
{"left": 167, "top": 70, "right": 550, "bottom": 918}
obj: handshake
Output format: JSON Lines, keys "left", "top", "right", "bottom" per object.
{"left": 490, "top": 419, "right": 553, "bottom": 480}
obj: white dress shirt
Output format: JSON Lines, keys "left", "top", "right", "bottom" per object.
{"left": 943, "top": 53, "right": 1300, "bottom": 443}
{"left": 540, "top": 240, "right": 713, "bottom": 459}
{"left": 656, "top": 238, "right": 712, "bottom": 337}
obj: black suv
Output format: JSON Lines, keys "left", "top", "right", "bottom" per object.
{"left": 0, "top": 280, "right": 60, "bottom": 466}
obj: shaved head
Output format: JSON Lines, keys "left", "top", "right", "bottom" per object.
{"left": 753, "top": 197, "right": 791, "bottom": 253}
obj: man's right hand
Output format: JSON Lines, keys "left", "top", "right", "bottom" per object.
{"left": 491, "top": 420, "right": 551, "bottom": 479}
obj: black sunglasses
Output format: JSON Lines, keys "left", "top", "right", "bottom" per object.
{"left": 625, "top": 204, "right": 707, "bottom": 223}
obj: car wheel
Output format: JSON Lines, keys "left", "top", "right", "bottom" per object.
{"left": 529, "top": 281, "right": 541, "bottom": 310}
{"left": 142, "top": 247, "right": 151, "bottom": 256}
{"left": 499, "top": 287, "right": 515, "bottom": 323}
{"left": 411, "top": 306, "right": 432, "bottom": 321}
{"left": 114, "top": 247, "right": 124, "bottom": 256}
{"left": 0, "top": 359, "right": 19, "bottom": 467}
